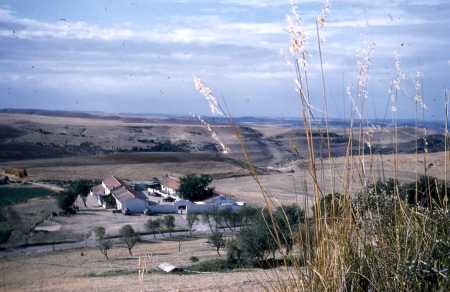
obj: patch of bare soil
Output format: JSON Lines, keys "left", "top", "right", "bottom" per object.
{"left": 214, "top": 151, "right": 449, "bottom": 207}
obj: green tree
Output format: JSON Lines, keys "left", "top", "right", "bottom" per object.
{"left": 231, "top": 209, "right": 277, "bottom": 265}
{"left": 178, "top": 174, "right": 214, "bottom": 201}
{"left": 209, "top": 231, "right": 225, "bottom": 256}
{"left": 274, "top": 205, "right": 304, "bottom": 255}
{"left": 163, "top": 215, "right": 175, "bottom": 237}
{"left": 145, "top": 218, "right": 161, "bottom": 239}
{"left": 93, "top": 226, "right": 106, "bottom": 239}
{"left": 401, "top": 175, "right": 449, "bottom": 209}
{"left": 56, "top": 191, "right": 78, "bottom": 214}
{"left": 238, "top": 221, "right": 276, "bottom": 264}
{"left": 93, "top": 226, "right": 112, "bottom": 260}
{"left": 238, "top": 205, "right": 258, "bottom": 225}
{"left": 186, "top": 212, "right": 198, "bottom": 237}
{"left": 70, "top": 179, "right": 93, "bottom": 207}
{"left": 119, "top": 224, "right": 139, "bottom": 256}
{"left": 226, "top": 238, "right": 243, "bottom": 265}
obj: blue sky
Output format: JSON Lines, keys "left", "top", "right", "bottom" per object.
{"left": 0, "top": 0, "right": 449, "bottom": 120}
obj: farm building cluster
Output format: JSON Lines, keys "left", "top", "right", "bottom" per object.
{"left": 90, "top": 175, "right": 245, "bottom": 215}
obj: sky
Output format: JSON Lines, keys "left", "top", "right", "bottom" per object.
{"left": 0, "top": 0, "right": 449, "bottom": 120}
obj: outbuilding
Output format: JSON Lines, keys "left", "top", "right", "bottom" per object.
{"left": 112, "top": 186, "right": 148, "bottom": 214}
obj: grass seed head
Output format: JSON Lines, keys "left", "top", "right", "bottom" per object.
{"left": 193, "top": 77, "right": 225, "bottom": 116}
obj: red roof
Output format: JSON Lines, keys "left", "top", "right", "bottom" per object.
{"left": 162, "top": 175, "right": 180, "bottom": 190}
{"left": 103, "top": 176, "right": 122, "bottom": 190}
{"left": 112, "top": 186, "right": 136, "bottom": 203}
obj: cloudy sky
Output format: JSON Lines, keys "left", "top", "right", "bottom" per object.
{"left": 0, "top": 0, "right": 449, "bottom": 120}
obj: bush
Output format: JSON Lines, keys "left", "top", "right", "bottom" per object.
{"left": 163, "top": 215, "right": 175, "bottom": 236}
{"left": 401, "top": 176, "right": 449, "bottom": 209}
{"left": 237, "top": 205, "right": 259, "bottom": 225}
{"left": 0, "top": 222, "right": 12, "bottom": 244}
{"left": 93, "top": 226, "right": 106, "bottom": 239}
{"left": 316, "top": 193, "right": 345, "bottom": 217}
{"left": 343, "top": 177, "right": 450, "bottom": 290}
{"left": 189, "top": 256, "right": 199, "bottom": 263}
{"left": 145, "top": 218, "right": 161, "bottom": 239}
{"left": 102, "top": 195, "right": 116, "bottom": 209}
{"left": 56, "top": 191, "right": 78, "bottom": 214}
{"left": 188, "top": 259, "right": 240, "bottom": 272}
{"left": 226, "top": 238, "right": 243, "bottom": 265}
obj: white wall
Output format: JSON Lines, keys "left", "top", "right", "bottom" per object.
{"left": 116, "top": 199, "right": 122, "bottom": 210}
{"left": 102, "top": 182, "right": 111, "bottom": 195}
{"left": 148, "top": 204, "right": 178, "bottom": 214}
{"left": 187, "top": 204, "right": 242, "bottom": 214}
{"left": 123, "top": 199, "right": 148, "bottom": 213}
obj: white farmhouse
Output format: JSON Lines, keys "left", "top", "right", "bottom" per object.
{"left": 102, "top": 176, "right": 122, "bottom": 195}
{"left": 111, "top": 186, "right": 148, "bottom": 214}
{"left": 161, "top": 175, "right": 180, "bottom": 196}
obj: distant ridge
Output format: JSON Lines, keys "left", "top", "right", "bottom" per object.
{"left": 0, "top": 108, "right": 444, "bottom": 129}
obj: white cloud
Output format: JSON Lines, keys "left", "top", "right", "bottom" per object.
{"left": 0, "top": 7, "right": 286, "bottom": 50}
{"left": 219, "top": 0, "right": 290, "bottom": 7}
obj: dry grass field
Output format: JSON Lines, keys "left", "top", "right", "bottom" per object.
{"left": 214, "top": 151, "right": 449, "bottom": 206}
{"left": 0, "top": 153, "right": 247, "bottom": 181}
{"left": 0, "top": 238, "right": 288, "bottom": 291}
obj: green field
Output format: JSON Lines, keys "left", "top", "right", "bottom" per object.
{"left": 0, "top": 186, "right": 54, "bottom": 207}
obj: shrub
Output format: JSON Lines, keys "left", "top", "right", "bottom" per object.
{"left": 189, "top": 256, "right": 199, "bottom": 263}
{"left": 226, "top": 238, "right": 243, "bottom": 265}
{"left": 401, "top": 175, "right": 449, "bottom": 209}
{"left": 316, "top": 192, "right": 345, "bottom": 218}
{"left": 145, "top": 218, "right": 161, "bottom": 239}
{"left": 93, "top": 226, "right": 106, "bottom": 239}
{"left": 163, "top": 215, "right": 175, "bottom": 237}
{"left": 237, "top": 205, "right": 259, "bottom": 225}
{"left": 102, "top": 195, "right": 116, "bottom": 209}
{"left": 56, "top": 191, "right": 78, "bottom": 214}
{"left": 0, "top": 222, "right": 12, "bottom": 244}
{"left": 188, "top": 259, "right": 239, "bottom": 272}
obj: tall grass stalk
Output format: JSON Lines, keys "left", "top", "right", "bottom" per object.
{"left": 445, "top": 89, "right": 449, "bottom": 209}
{"left": 188, "top": 2, "right": 449, "bottom": 291}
